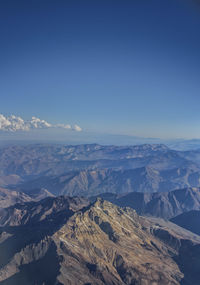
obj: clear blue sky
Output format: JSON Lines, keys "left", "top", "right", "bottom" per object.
{"left": 0, "top": 0, "right": 200, "bottom": 139}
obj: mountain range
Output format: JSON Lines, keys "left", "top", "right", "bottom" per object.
{"left": 0, "top": 143, "right": 199, "bottom": 179}
{"left": 16, "top": 166, "right": 200, "bottom": 197}
{"left": 1, "top": 143, "right": 200, "bottom": 284}
{"left": 1, "top": 143, "right": 200, "bottom": 221}
{"left": 0, "top": 144, "right": 199, "bottom": 198}
{"left": 0, "top": 197, "right": 200, "bottom": 285}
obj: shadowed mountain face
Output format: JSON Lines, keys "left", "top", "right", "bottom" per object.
{"left": 0, "top": 198, "right": 200, "bottom": 285}
{"left": 90, "top": 187, "right": 200, "bottom": 219}
{"left": 0, "top": 196, "right": 89, "bottom": 285}
{"left": 0, "top": 196, "right": 89, "bottom": 227}
{"left": 171, "top": 210, "right": 200, "bottom": 236}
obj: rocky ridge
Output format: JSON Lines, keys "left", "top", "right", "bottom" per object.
{"left": 17, "top": 166, "right": 200, "bottom": 197}
{"left": 0, "top": 198, "right": 200, "bottom": 284}
{"left": 91, "top": 187, "right": 200, "bottom": 219}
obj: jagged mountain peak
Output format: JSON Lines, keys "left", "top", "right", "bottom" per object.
{"left": 53, "top": 199, "right": 186, "bottom": 285}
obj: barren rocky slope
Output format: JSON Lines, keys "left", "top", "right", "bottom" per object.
{"left": 0, "top": 198, "right": 200, "bottom": 284}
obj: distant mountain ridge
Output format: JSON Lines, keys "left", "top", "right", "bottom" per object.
{"left": 0, "top": 187, "right": 32, "bottom": 208}
{"left": 0, "top": 187, "right": 54, "bottom": 209}
{"left": 1, "top": 143, "right": 200, "bottom": 202}
{"left": 91, "top": 187, "right": 200, "bottom": 219}
{"left": 0, "top": 143, "right": 198, "bottom": 179}
{"left": 17, "top": 166, "right": 200, "bottom": 197}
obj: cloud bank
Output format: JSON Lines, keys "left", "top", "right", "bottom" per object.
{"left": 0, "top": 114, "right": 82, "bottom": 132}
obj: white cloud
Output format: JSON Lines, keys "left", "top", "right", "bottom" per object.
{"left": 55, "top": 123, "right": 72, "bottom": 129}
{"left": 30, "top": 116, "right": 52, "bottom": 129}
{"left": 0, "top": 114, "right": 29, "bottom": 131}
{"left": 0, "top": 114, "right": 82, "bottom": 132}
{"left": 73, "top": 124, "right": 82, "bottom": 132}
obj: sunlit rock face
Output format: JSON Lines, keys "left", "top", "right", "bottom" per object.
{"left": 0, "top": 197, "right": 200, "bottom": 284}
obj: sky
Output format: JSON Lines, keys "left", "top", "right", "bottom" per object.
{"left": 0, "top": 0, "right": 200, "bottom": 141}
